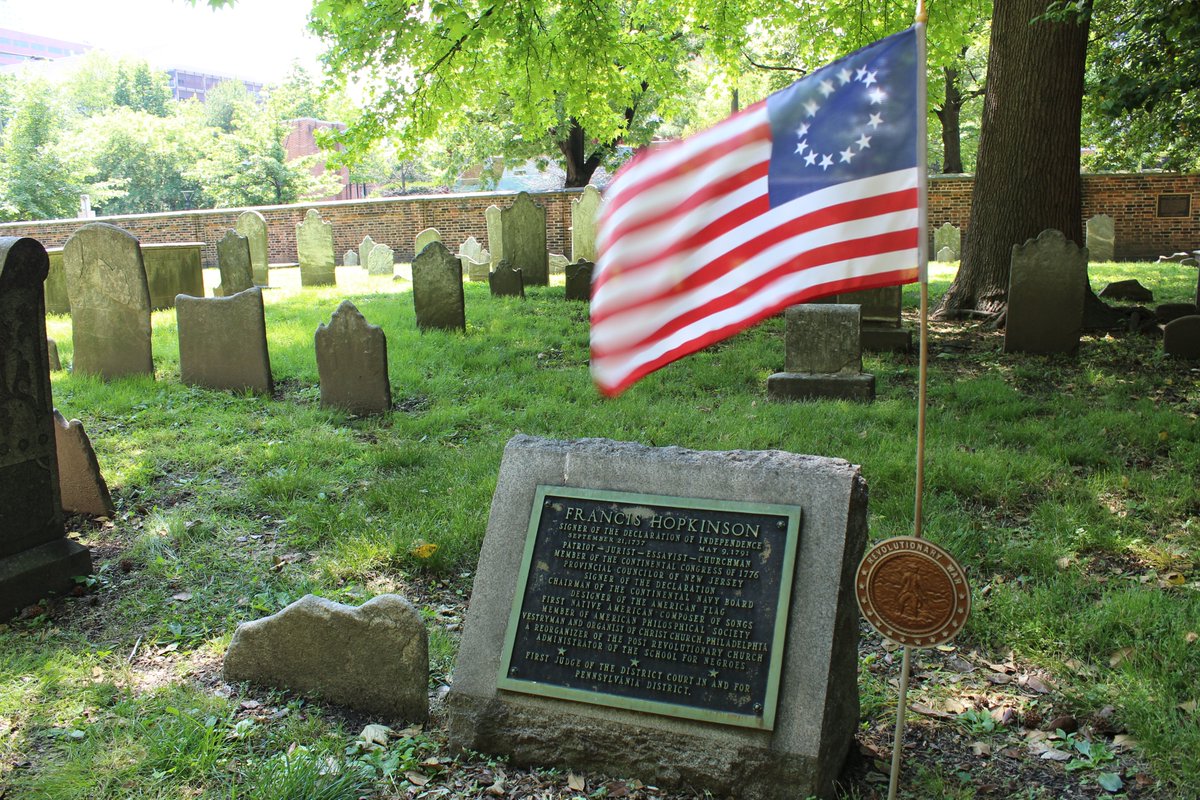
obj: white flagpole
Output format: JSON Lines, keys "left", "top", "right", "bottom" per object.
{"left": 888, "top": 4, "right": 928, "bottom": 799}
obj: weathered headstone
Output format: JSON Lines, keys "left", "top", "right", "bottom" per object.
{"left": 295, "top": 209, "right": 336, "bottom": 287}
{"left": 216, "top": 230, "right": 255, "bottom": 298}
{"left": 489, "top": 260, "right": 525, "bottom": 299}
{"left": 485, "top": 205, "right": 503, "bottom": 270}
{"left": 448, "top": 435, "right": 866, "bottom": 800}
{"left": 501, "top": 192, "right": 548, "bottom": 286}
{"left": 1099, "top": 279, "right": 1153, "bottom": 303}
{"left": 44, "top": 248, "right": 70, "bottom": 314}
{"left": 1155, "top": 303, "right": 1198, "bottom": 325}
{"left": 46, "top": 338, "right": 61, "bottom": 372}
{"left": 235, "top": 210, "right": 270, "bottom": 287}
{"left": 0, "top": 237, "right": 92, "bottom": 620}
{"left": 767, "top": 304, "right": 875, "bottom": 402}
{"left": 933, "top": 222, "right": 961, "bottom": 259}
{"left": 463, "top": 256, "right": 490, "bottom": 283}
{"left": 1004, "top": 229, "right": 1087, "bottom": 355}
{"left": 62, "top": 223, "right": 154, "bottom": 380}
{"left": 1085, "top": 214, "right": 1115, "bottom": 262}
{"left": 52, "top": 410, "right": 114, "bottom": 518}
{"left": 936, "top": 246, "right": 956, "bottom": 263}
{"left": 415, "top": 227, "right": 442, "bottom": 257}
{"left": 412, "top": 241, "right": 466, "bottom": 332}
{"left": 549, "top": 253, "right": 570, "bottom": 275}
{"left": 315, "top": 301, "right": 392, "bottom": 415}
{"left": 837, "top": 285, "right": 910, "bottom": 353}
{"left": 565, "top": 259, "right": 594, "bottom": 302}
{"left": 459, "top": 236, "right": 488, "bottom": 264}
{"left": 571, "top": 185, "right": 602, "bottom": 263}
{"left": 176, "top": 288, "right": 273, "bottom": 394}
{"left": 344, "top": 250, "right": 359, "bottom": 267}
{"left": 224, "top": 594, "right": 428, "bottom": 721}
{"left": 1163, "top": 315, "right": 1200, "bottom": 359}
{"left": 142, "top": 243, "right": 204, "bottom": 309}
{"left": 366, "top": 243, "right": 395, "bottom": 277}
{"left": 358, "top": 235, "right": 376, "bottom": 271}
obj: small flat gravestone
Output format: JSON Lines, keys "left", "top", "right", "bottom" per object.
{"left": 564, "top": 259, "right": 594, "bottom": 302}
{"left": 1004, "top": 229, "right": 1087, "bottom": 356}
{"left": 295, "top": 209, "right": 336, "bottom": 287}
{"left": 447, "top": 435, "right": 866, "bottom": 800}
{"left": 176, "top": 287, "right": 273, "bottom": 394}
{"left": 1163, "top": 315, "right": 1200, "bottom": 359}
{"left": 485, "top": 205, "right": 503, "bottom": 270}
{"left": 344, "top": 250, "right": 359, "bottom": 267}
{"left": 415, "top": 228, "right": 442, "bottom": 258}
{"left": 315, "top": 301, "right": 392, "bottom": 415}
{"left": 1156, "top": 303, "right": 1198, "bottom": 324}
{"left": 0, "top": 236, "right": 92, "bottom": 620}
{"left": 52, "top": 410, "right": 114, "bottom": 518}
{"left": 1099, "top": 279, "right": 1153, "bottom": 303}
{"left": 62, "top": 222, "right": 154, "bottom": 380}
{"left": 489, "top": 260, "right": 525, "bottom": 299}
{"left": 412, "top": 241, "right": 466, "bottom": 332}
{"left": 1085, "top": 214, "right": 1115, "bottom": 262}
{"left": 358, "top": 235, "right": 377, "bottom": 270}
{"left": 837, "top": 285, "right": 910, "bottom": 353}
{"left": 224, "top": 594, "right": 428, "bottom": 721}
{"left": 767, "top": 304, "right": 875, "bottom": 402}
{"left": 47, "top": 338, "right": 61, "bottom": 372}
{"left": 235, "top": 210, "right": 270, "bottom": 287}
{"left": 501, "top": 192, "right": 549, "bottom": 286}
{"left": 366, "top": 243, "right": 395, "bottom": 277}
{"left": 571, "top": 185, "right": 602, "bottom": 263}
{"left": 459, "top": 237, "right": 490, "bottom": 280}
{"left": 216, "top": 230, "right": 255, "bottom": 297}
{"left": 933, "top": 222, "right": 960, "bottom": 259}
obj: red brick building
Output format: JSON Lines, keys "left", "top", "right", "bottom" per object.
{"left": 284, "top": 118, "right": 370, "bottom": 202}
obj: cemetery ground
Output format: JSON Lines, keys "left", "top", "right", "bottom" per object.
{"left": 2, "top": 262, "right": 1198, "bottom": 800}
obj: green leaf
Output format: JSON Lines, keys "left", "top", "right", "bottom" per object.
{"left": 1096, "top": 772, "right": 1124, "bottom": 792}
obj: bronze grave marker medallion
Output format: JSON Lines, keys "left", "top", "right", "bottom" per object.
{"left": 855, "top": 536, "right": 969, "bottom": 648}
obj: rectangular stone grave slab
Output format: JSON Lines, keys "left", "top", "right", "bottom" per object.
{"left": 177, "top": 288, "right": 273, "bottom": 393}
{"left": 1004, "top": 229, "right": 1086, "bottom": 355}
{"left": 142, "top": 242, "right": 204, "bottom": 309}
{"left": 296, "top": 209, "right": 336, "bottom": 287}
{"left": 448, "top": 435, "right": 866, "bottom": 800}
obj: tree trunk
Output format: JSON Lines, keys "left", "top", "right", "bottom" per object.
{"left": 557, "top": 118, "right": 604, "bottom": 187}
{"left": 936, "top": 66, "right": 965, "bottom": 174}
{"left": 936, "top": 0, "right": 1090, "bottom": 318}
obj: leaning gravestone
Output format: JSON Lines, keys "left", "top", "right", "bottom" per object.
{"left": 344, "top": 250, "right": 359, "bottom": 267}
{"left": 315, "top": 301, "right": 392, "bottom": 415}
{"left": 358, "top": 235, "right": 376, "bottom": 271}
{"left": 1004, "top": 229, "right": 1087, "bottom": 355}
{"left": 1163, "top": 315, "right": 1200, "bottom": 359}
{"left": 235, "top": 210, "right": 270, "bottom": 287}
{"left": 933, "top": 222, "right": 960, "bottom": 260}
{"left": 295, "top": 209, "right": 336, "bottom": 287}
{"left": 448, "top": 435, "right": 866, "bottom": 800}
{"left": 412, "top": 241, "right": 466, "bottom": 332}
{"left": 366, "top": 243, "right": 395, "bottom": 277}
{"left": 216, "top": 230, "right": 255, "bottom": 297}
{"left": 767, "top": 304, "right": 875, "bottom": 402}
{"left": 1099, "top": 279, "right": 1153, "bottom": 303}
{"left": 1085, "top": 214, "right": 1115, "bottom": 262}
{"left": 0, "top": 237, "right": 92, "bottom": 620}
{"left": 176, "top": 288, "right": 273, "bottom": 394}
{"left": 485, "top": 205, "right": 503, "bottom": 270}
{"left": 224, "top": 594, "right": 428, "bottom": 720}
{"left": 62, "top": 222, "right": 154, "bottom": 380}
{"left": 489, "top": 260, "right": 525, "bottom": 299}
{"left": 414, "top": 227, "right": 442, "bottom": 257}
{"left": 571, "top": 185, "right": 602, "bottom": 263}
{"left": 837, "top": 285, "right": 910, "bottom": 353}
{"left": 52, "top": 410, "right": 114, "bottom": 518}
{"left": 565, "top": 259, "right": 594, "bottom": 302}
{"left": 501, "top": 192, "right": 549, "bottom": 286}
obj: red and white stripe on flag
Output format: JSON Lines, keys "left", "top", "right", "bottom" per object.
{"left": 590, "top": 31, "right": 922, "bottom": 397}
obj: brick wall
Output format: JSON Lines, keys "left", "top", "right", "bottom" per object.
{"left": 2, "top": 174, "right": 1195, "bottom": 267}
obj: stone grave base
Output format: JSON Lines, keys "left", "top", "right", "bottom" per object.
{"left": 767, "top": 372, "right": 876, "bottom": 402}
{"left": 0, "top": 539, "right": 92, "bottom": 619}
{"left": 860, "top": 326, "right": 911, "bottom": 353}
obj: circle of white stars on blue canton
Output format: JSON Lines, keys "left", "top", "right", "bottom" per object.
{"left": 791, "top": 66, "right": 887, "bottom": 173}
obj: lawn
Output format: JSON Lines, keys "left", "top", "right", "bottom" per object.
{"left": 1, "top": 260, "right": 1197, "bottom": 799}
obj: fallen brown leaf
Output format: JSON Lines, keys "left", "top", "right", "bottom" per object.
{"left": 567, "top": 772, "right": 586, "bottom": 792}
{"left": 987, "top": 672, "right": 1012, "bottom": 685}
{"left": 405, "top": 770, "right": 431, "bottom": 787}
{"left": 971, "top": 741, "right": 993, "bottom": 757}
{"left": 1109, "top": 647, "right": 1135, "bottom": 668}
{"left": 910, "top": 703, "right": 955, "bottom": 720}
{"left": 1112, "top": 734, "right": 1139, "bottom": 751}
{"left": 1186, "top": 631, "right": 1198, "bottom": 644}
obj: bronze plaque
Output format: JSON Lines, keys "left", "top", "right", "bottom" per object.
{"left": 498, "top": 486, "right": 801, "bottom": 730}
{"left": 1157, "top": 194, "right": 1192, "bottom": 218}
{"left": 855, "top": 536, "right": 969, "bottom": 648}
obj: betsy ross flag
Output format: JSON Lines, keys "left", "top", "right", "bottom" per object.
{"left": 591, "top": 27, "right": 924, "bottom": 397}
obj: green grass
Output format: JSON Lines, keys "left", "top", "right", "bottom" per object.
{"left": 5, "top": 261, "right": 1198, "bottom": 797}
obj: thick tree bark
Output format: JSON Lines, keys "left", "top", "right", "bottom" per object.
{"left": 557, "top": 118, "right": 604, "bottom": 187}
{"left": 936, "top": 0, "right": 1091, "bottom": 318}
{"left": 936, "top": 66, "right": 965, "bottom": 174}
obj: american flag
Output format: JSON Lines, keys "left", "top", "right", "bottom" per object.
{"left": 590, "top": 28, "right": 923, "bottom": 397}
